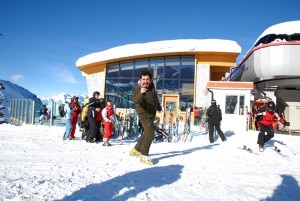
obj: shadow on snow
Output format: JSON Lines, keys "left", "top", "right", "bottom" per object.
{"left": 59, "top": 165, "right": 183, "bottom": 201}
{"left": 262, "top": 174, "right": 300, "bottom": 201}
{"left": 151, "top": 143, "right": 219, "bottom": 163}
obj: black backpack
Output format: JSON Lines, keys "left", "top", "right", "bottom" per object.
{"left": 207, "top": 105, "right": 222, "bottom": 124}
{"left": 58, "top": 104, "right": 66, "bottom": 117}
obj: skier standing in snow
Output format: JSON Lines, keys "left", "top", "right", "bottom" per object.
{"left": 63, "top": 97, "right": 73, "bottom": 140}
{"left": 206, "top": 100, "right": 226, "bottom": 143}
{"left": 193, "top": 106, "right": 200, "bottom": 126}
{"left": 256, "top": 101, "right": 290, "bottom": 152}
{"left": 130, "top": 70, "right": 162, "bottom": 165}
{"left": 101, "top": 99, "right": 116, "bottom": 146}
{"left": 85, "top": 91, "right": 102, "bottom": 143}
{"left": 80, "top": 97, "right": 90, "bottom": 140}
{"left": 69, "top": 96, "right": 81, "bottom": 140}
{"left": 39, "top": 105, "right": 49, "bottom": 123}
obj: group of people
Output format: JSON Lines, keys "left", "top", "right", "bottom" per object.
{"left": 61, "top": 69, "right": 291, "bottom": 166}
{"left": 79, "top": 91, "right": 117, "bottom": 147}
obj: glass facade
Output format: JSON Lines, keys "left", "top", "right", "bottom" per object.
{"left": 105, "top": 56, "right": 195, "bottom": 111}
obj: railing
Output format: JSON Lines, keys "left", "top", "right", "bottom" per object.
{"left": 10, "top": 99, "right": 66, "bottom": 127}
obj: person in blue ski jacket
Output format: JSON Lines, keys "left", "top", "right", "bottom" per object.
{"left": 63, "top": 97, "right": 73, "bottom": 140}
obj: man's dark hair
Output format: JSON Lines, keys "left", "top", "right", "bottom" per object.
{"left": 93, "top": 91, "right": 100, "bottom": 97}
{"left": 139, "top": 69, "right": 152, "bottom": 79}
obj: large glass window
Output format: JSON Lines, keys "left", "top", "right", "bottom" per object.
{"left": 105, "top": 56, "right": 195, "bottom": 111}
{"left": 105, "top": 78, "right": 119, "bottom": 94}
{"left": 164, "top": 79, "right": 179, "bottom": 93}
{"left": 106, "top": 63, "right": 119, "bottom": 78}
{"left": 134, "top": 59, "right": 149, "bottom": 77}
{"left": 181, "top": 56, "right": 195, "bottom": 79}
{"left": 165, "top": 57, "right": 180, "bottom": 79}
{"left": 180, "top": 80, "right": 194, "bottom": 95}
{"left": 150, "top": 58, "right": 164, "bottom": 93}
{"left": 120, "top": 61, "right": 133, "bottom": 78}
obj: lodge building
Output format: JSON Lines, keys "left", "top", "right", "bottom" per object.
{"left": 76, "top": 39, "right": 251, "bottom": 129}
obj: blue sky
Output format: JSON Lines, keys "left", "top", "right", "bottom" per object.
{"left": 0, "top": 0, "right": 299, "bottom": 98}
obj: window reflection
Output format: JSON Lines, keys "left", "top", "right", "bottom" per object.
{"left": 181, "top": 80, "right": 194, "bottom": 95}
{"left": 106, "top": 79, "right": 119, "bottom": 93}
{"left": 239, "top": 95, "right": 245, "bottom": 115}
{"left": 120, "top": 62, "right": 133, "bottom": 78}
{"left": 225, "top": 95, "right": 238, "bottom": 114}
{"left": 164, "top": 79, "right": 179, "bottom": 93}
{"left": 181, "top": 56, "right": 195, "bottom": 79}
{"left": 180, "top": 95, "right": 193, "bottom": 111}
{"left": 165, "top": 57, "right": 180, "bottom": 79}
{"left": 150, "top": 58, "right": 164, "bottom": 81}
{"left": 105, "top": 56, "right": 195, "bottom": 111}
{"left": 106, "top": 63, "right": 119, "bottom": 78}
{"left": 225, "top": 95, "right": 245, "bottom": 115}
{"left": 119, "top": 78, "right": 134, "bottom": 93}
{"left": 134, "top": 59, "right": 148, "bottom": 77}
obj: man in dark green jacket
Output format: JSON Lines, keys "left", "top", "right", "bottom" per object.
{"left": 130, "top": 70, "right": 162, "bottom": 165}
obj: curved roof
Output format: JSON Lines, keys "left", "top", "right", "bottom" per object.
{"left": 253, "top": 20, "right": 300, "bottom": 45}
{"left": 76, "top": 39, "right": 241, "bottom": 67}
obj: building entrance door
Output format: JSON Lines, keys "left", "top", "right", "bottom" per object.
{"left": 161, "top": 94, "right": 180, "bottom": 129}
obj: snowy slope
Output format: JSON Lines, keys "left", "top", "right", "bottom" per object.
{"left": 0, "top": 79, "right": 41, "bottom": 121}
{"left": 0, "top": 79, "right": 85, "bottom": 122}
{"left": 0, "top": 124, "right": 299, "bottom": 201}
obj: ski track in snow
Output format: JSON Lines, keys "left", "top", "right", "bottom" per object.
{"left": 0, "top": 124, "right": 299, "bottom": 201}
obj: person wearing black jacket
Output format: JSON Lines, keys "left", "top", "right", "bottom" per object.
{"left": 85, "top": 91, "right": 104, "bottom": 143}
{"left": 206, "top": 100, "right": 226, "bottom": 143}
{"left": 39, "top": 105, "right": 49, "bottom": 123}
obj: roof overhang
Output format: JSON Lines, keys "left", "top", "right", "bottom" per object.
{"left": 76, "top": 39, "right": 241, "bottom": 69}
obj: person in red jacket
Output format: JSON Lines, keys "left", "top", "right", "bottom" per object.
{"left": 101, "top": 100, "right": 115, "bottom": 146}
{"left": 193, "top": 106, "right": 200, "bottom": 126}
{"left": 70, "top": 96, "right": 82, "bottom": 140}
{"left": 256, "top": 101, "right": 290, "bottom": 152}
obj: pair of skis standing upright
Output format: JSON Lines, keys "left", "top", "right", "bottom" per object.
{"left": 169, "top": 106, "right": 192, "bottom": 143}
{"left": 156, "top": 105, "right": 192, "bottom": 143}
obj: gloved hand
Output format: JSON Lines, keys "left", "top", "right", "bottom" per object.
{"left": 284, "top": 121, "right": 290, "bottom": 127}
{"left": 80, "top": 121, "right": 85, "bottom": 128}
{"left": 255, "top": 115, "right": 262, "bottom": 121}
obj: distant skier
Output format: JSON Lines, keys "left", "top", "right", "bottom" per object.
{"left": 62, "top": 97, "right": 73, "bottom": 140}
{"left": 256, "top": 101, "right": 290, "bottom": 152}
{"left": 206, "top": 100, "right": 226, "bottom": 143}
{"left": 39, "top": 105, "right": 49, "bottom": 123}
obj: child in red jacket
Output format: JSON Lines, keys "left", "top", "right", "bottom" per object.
{"left": 101, "top": 100, "right": 115, "bottom": 146}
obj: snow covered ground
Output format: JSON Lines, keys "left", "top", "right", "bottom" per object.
{"left": 0, "top": 124, "right": 299, "bottom": 201}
